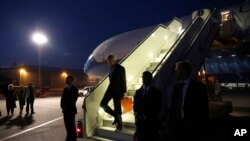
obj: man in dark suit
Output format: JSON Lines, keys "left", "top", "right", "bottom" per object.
{"left": 26, "top": 82, "right": 35, "bottom": 114}
{"left": 169, "top": 60, "right": 209, "bottom": 141}
{"left": 134, "top": 71, "right": 162, "bottom": 141}
{"left": 100, "top": 55, "right": 127, "bottom": 132}
{"left": 61, "top": 75, "right": 78, "bottom": 141}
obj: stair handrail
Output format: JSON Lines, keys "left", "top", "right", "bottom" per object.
{"left": 84, "top": 22, "right": 174, "bottom": 99}
{"left": 83, "top": 19, "right": 174, "bottom": 137}
{"left": 181, "top": 9, "right": 219, "bottom": 60}
{"left": 125, "top": 23, "right": 178, "bottom": 90}
{"left": 151, "top": 9, "right": 213, "bottom": 75}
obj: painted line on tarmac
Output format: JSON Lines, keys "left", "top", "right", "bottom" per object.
{"left": 0, "top": 117, "right": 63, "bottom": 141}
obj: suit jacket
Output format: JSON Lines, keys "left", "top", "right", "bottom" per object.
{"left": 170, "top": 79, "right": 208, "bottom": 127}
{"left": 106, "top": 63, "right": 126, "bottom": 99}
{"left": 5, "top": 89, "right": 16, "bottom": 108}
{"left": 60, "top": 85, "right": 78, "bottom": 114}
{"left": 134, "top": 86, "right": 162, "bottom": 122}
{"left": 26, "top": 86, "right": 35, "bottom": 99}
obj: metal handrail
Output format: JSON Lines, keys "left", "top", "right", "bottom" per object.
{"left": 181, "top": 9, "right": 216, "bottom": 59}
{"left": 84, "top": 20, "right": 173, "bottom": 101}
{"left": 151, "top": 8, "right": 218, "bottom": 79}
{"left": 83, "top": 19, "right": 174, "bottom": 137}
{"left": 151, "top": 13, "right": 201, "bottom": 74}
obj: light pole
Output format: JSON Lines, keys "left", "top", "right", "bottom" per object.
{"left": 32, "top": 32, "right": 48, "bottom": 88}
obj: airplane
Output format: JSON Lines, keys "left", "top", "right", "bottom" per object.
{"left": 82, "top": 1, "right": 250, "bottom": 140}
{"left": 84, "top": 1, "right": 250, "bottom": 82}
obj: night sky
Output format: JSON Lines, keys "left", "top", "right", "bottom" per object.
{"left": 0, "top": 0, "right": 243, "bottom": 70}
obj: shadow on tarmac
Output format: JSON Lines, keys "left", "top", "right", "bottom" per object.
{"left": 0, "top": 113, "right": 35, "bottom": 129}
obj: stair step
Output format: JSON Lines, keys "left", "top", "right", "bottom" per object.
{"left": 150, "top": 62, "right": 158, "bottom": 67}
{"left": 132, "top": 83, "right": 142, "bottom": 90}
{"left": 127, "top": 90, "right": 136, "bottom": 96}
{"left": 103, "top": 111, "right": 135, "bottom": 128}
{"left": 161, "top": 49, "right": 168, "bottom": 53}
{"left": 155, "top": 53, "right": 166, "bottom": 62}
{"left": 95, "top": 126, "right": 134, "bottom": 141}
{"left": 146, "top": 68, "right": 154, "bottom": 73}
{"left": 147, "top": 65, "right": 162, "bottom": 72}
{"left": 91, "top": 136, "right": 116, "bottom": 141}
{"left": 146, "top": 67, "right": 155, "bottom": 72}
{"left": 103, "top": 118, "right": 135, "bottom": 128}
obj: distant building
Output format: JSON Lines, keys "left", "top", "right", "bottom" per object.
{"left": 0, "top": 65, "right": 96, "bottom": 95}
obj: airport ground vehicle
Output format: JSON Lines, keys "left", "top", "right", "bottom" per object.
{"left": 78, "top": 86, "right": 93, "bottom": 97}
{"left": 36, "top": 86, "right": 49, "bottom": 98}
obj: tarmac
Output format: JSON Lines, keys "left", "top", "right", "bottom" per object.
{"left": 0, "top": 91, "right": 249, "bottom": 141}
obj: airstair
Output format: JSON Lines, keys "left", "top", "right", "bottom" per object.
{"left": 83, "top": 9, "right": 220, "bottom": 141}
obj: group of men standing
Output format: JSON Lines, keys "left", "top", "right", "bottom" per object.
{"left": 3, "top": 82, "right": 35, "bottom": 116}
{"left": 100, "top": 55, "right": 209, "bottom": 141}
{"left": 60, "top": 54, "right": 209, "bottom": 141}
